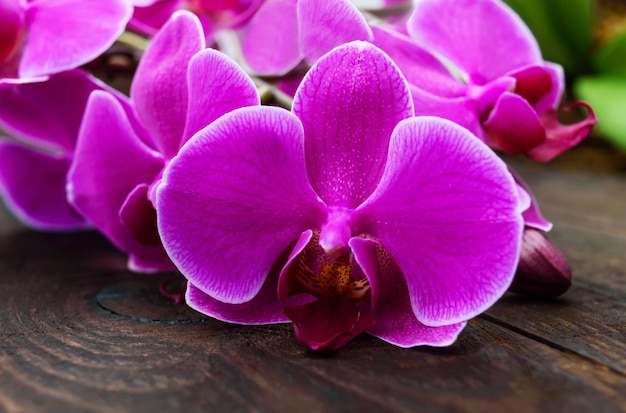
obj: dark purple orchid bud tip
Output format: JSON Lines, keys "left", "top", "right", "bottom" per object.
{"left": 509, "top": 228, "right": 571, "bottom": 298}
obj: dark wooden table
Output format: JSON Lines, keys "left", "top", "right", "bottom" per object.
{"left": 1, "top": 149, "right": 625, "bottom": 413}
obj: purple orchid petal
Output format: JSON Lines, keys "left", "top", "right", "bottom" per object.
{"left": 410, "top": 86, "right": 485, "bottom": 141}
{"left": 528, "top": 102, "right": 598, "bottom": 162}
{"left": 68, "top": 91, "right": 167, "bottom": 269}
{"left": 354, "top": 117, "right": 523, "bottom": 326}
{"left": 182, "top": 48, "right": 259, "bottom": 145}
{"left": 298, "top": 0, "right": 373, "bottom": 64}
{"left": 350, "top": 238, "right": 466, "bottom": 347}
{"left": 484, "top": 92, "right": 546, "bottom": 155}
{"left": 285, "top": 295, "right": 374, "bottom": 351}
{"left": 129, "top": 0, "right": 180, "bottom": 36}
{"left": 131, "top": 10, "right": 205, "bottom": 157}
{"left": 0, "top": 0, "right": 25, "bottom": 68}
{"left": 19, "top": 0, "right": 131, "bottom": 78}
{"left": 157, "top": 106, "right": 326, "bottom": 304}
{"left": 187, "top": 270, "right": 289, "bottom": 325}
{"left": 241, "top": 0, "right": 301, "bottom": 75}
{"left": 292, "top": 41, "right": 414, "bottom": 209}
{"left": 509, "top": 64, "right": 562, "bottom": 115}
{"left": 511, "top": 170, "right": 552, "bottom": 231}
{"left": 408, "top": 0, "right": 542, "bottom": 82}
{"left": 0, "top": 141, "right": 86, "bottom": 230}
{"left": 371, "top": 26, "right": 466, "bottom": 98}
{"left": 0, "top": 69, "right": 107, "bottom": 152}
{"left": 119, "top": 184, "right": 161, "bottom": 246}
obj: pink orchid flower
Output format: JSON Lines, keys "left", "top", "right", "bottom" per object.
{"left": 131, "top": 0, "right": 373, "bottom": 76}
{"left": 0, "top": 70, "right": 124, "bottom": 230}
{"left": 374, "top": 0, "right": 596, "bottom": 164}
{"left": 0, "top": 0, "right": 131, "bottom": 83}
{"left": 67, "top": 11, "right": 259, "bottom": 272}
{"left": 156, "top": 42, "right": 523, "bottom": 351}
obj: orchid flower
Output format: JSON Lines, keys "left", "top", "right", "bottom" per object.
{"left": 372, "top": 0, "right": 596, "bottom": 163}
{"left": 0, "top": 0, "right": 131, "bottom": 83}
{"left": 0, "top": 69, "right": 122, "bottom": 230}
{"left": 131, "top": 0, "right": 373, "bottom": 76}
{"left": 67, "top": 11, "right": 259, "bottom": 272}
{"left": 156, "top": 41, "right": 523, "bottom": 351}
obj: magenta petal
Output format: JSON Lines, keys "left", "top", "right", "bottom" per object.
{"left": 157, "top": 106, "right": 326, "bottom": 304}
{"left": 241, "top": 0, "right": 301, "bottom": 75}
{"left": 484, "top": 92, "right": 546, "bottom": 155}
{"left": 0, "top": 69, "right": 106, "bottom": 152}
{"left": 187, "top": 276, "right": 289, "bottom": 325}
{"left": 182, "top": 48, "right": 259, "bottom": 145}
{"left": 410, "top": 86, "right": 485, "bottom": 141}
{"left": 0, "top": 0, "right": 25, "bottom": 67}
{"left": 285, "top": 295, "right": 375, "bottom": 351}
{"left": 119, "top": 184, "right": 160, "bottom": 246}
{"left": 131, "top": 11, "right": 205, "bottom": 157}
{"left": 350, "top": 238, "right": 466, "bottom": 347}
{"left": 298, "top": 0, "right": 373, "bottom": 64}
{"left": 512, "top": 170, "right": 552, "bottom": 231}
{"left": 527, "top": 102, "right": 597, "bottom": 162}
{"left": 408, "top": 0, "right": 541, "bottom": 81}
{"left": 293, "top": 41, "right": 413, "bottom": 208}
{"left": 354, "top": 117, "right": 523, "bottom": 326}
{"left": 0, "top": 141, "right": 86, "bottom": 230}
{"left": 129, "top": 0, "right": 180, "bottom": 36}
{"left": 20, "top": 0, "right": 131, "bottom": 78}
{"left": 68, "top": 91, "right": 166, "bottom": 263}
{"left": 371, "top": 26, "right": 466, "bottom": 98}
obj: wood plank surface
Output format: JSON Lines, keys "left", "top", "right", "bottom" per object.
{"left": 1, "top": 158, "right": 625, "bottom": 413}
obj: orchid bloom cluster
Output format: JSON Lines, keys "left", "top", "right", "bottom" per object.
{"left": 0, "top": 0, "right": 596, "bottom": 351}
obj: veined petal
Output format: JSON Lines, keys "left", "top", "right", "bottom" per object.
{"left": 131, "top": 10, "right": 205, "bottom": 157}
{"left": 0, "top": 141, "right": 86, "bottom": 230}
{"left": 408, "top": 0, "right": 542, "bottom": 82}
{"left": 484, "top": 92, "right": 546, "bottom": 155}
{"left": 350, "top": 238, "right": 466, "bottom": 347}
{"left": 68, "top": 91, "right": 166, "bottom": 263}
{"left": 298, "top": 0, "right": 373, "bottom": 64}
{"left": 354, "top": 117, "right": 523, "bottom": 326}
{"left": 241, "top": 0, "right": 301, "bottom": 75}
{"left": 157, "top": 106, "right": 326, "bottom": 304}
{"left": 20, "top": 0, "right": 132, "bottom": 78}
{"left": 187, "top": 273, "right": 289, "bottom": 325}
{"left": 293, "top": 41, "right": 414, "bottom": 209}
{"left": 0, "top": 69, "right": 108, "bottom": 152}
{"left": 182, "top": 48, "right": 259, "bottom": 145}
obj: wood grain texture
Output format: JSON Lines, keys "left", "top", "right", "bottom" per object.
{"left": 1, "top": 160, "right": 625, "bottom": 413}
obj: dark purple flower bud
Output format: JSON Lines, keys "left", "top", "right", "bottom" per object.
{"left": 510, "top": 228, "right": 571, "bottom": 298}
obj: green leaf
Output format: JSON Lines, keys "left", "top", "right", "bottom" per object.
{"left": 574, "top": 76, "right": 626, "bottom": 151}
{"left": 502, "top": 0, "right": 593, "bottom": 76}
{"left": 593, "top": 28, "right": 626, "bottom": 76}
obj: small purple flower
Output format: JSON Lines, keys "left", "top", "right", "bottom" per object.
{"left": 1, "top": 0, "right": 131, "bottom": 83}
{"left": 157, "top": 42, "right": 523, "bottom": 350}
{"left": 0, "top": 69, "right": 119, "bottom": 230}
{"left": 373, "top": 0, "right": 596, "bottom": 163}
{"left": 67, "top": 11, "right": 259, "bottom": 272}
{"left": 131, "top": 0, "right": 373, "bottom": 76}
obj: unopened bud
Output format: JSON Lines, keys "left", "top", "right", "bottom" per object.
{"left": 509, "top": 228, "right": 571, "bottom": 298}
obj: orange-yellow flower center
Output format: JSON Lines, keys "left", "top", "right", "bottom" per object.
{"left": 296, "top": 254, "right": 370, "bottom": 300}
